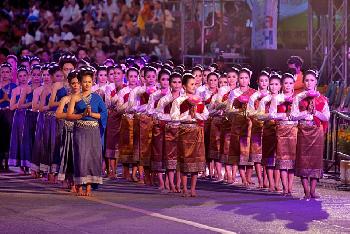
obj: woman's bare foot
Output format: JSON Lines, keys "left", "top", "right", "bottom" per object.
{"left": 190, "top": 190, "right": 197, "bottom": 197}
{"left": 76, "top": 186, "right": 85, "bottom": 196}
{"left": 70, "top": 185, "right": 77, "bottom": 193}
{"left": 275, "top": 187, "right": 282, "bottom": 192}
{"left": 181, "top": 189, "right": 189, "bottom": 197}
{"left": 137, "top": 179, "right": 145, "bottom": 185}
{"left": 86, "top": 186, "right": 92, "bottom": 197}
{"left": 132, "top": 175, "right": 139, "bottom": 182}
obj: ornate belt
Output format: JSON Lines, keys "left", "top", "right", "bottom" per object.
{"left": 180, "top": 122, "right": 198, "bottom": 128}
{"left": 165, "top": 122, "right": 180, "bottom": 127}
{"left": 75, "top": 120, "right": 99, "bottom": 129}
{"left": 278, "top": 120, "right": 297, "bottom": 126}
{"left": 64, "top": 120, "right": 75, "bottom": 128}
{"left": 299, "top": 120, "right": 316, "bottom": 126}
{"left": 45, "top": 111, "right": 56, "bottom": 117}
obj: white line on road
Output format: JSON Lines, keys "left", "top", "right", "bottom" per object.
{"left": 84, "top": 196, "right": 237, "bottom": 234}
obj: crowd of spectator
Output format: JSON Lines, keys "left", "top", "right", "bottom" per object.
{"left": 0, "top": 0, "right": 252, "bottom": 66}
{"left": 0, "top": 0, "right": 179, "bottom": 65}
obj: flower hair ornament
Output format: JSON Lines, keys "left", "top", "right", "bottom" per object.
{"left": 1, "top": 62, "right": 12, "bottom": 70}
{"left": 30, "top": 64, "right": 42, "bottom": 71}
{"left": 240, "top": 67, "right": 253, "bottom": 77}
{"left": 17, "top": 65, "right": 28, "bottom": 73}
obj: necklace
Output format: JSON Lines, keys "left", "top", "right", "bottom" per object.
{"left": 81, "top": 93, "right": 92, "bottom": 106}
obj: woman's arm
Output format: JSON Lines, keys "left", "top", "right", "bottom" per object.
{"left": 0, "top": 92, "right": 9, "bottom": 104}
{"left": 66, "top": 95, "right": 84, "bottom": 120}
{"left": 48, "top": 83, "right": 62, "bottom": 109}
{"left": 56, "top": 96, "right": 69, "bottom": 119}
{"left": 32, "top": 87, "right": 42, "bottom": 111}
{"left": 9, "top": 88, "right": 19, "bottom": 110}
{"left": 290, "top": 91, "right": 311, "bottom": 121}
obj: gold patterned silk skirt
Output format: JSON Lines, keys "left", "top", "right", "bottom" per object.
{"left": 249, "top": 118, "right": 264, "bottom": 163}
{"left": 261, "top": 120, "right": 277, "bottom": 167}
{"left": 105, "top": 109, "right": 122, "bottom": 159}
{"left": 219, "top": 116, "right": 232, "bottom": 164}
{"left": 164, "top": 123, "right": 179, "bottom": 170}
{"left": 178, "top": 123, "right": 206, "bottom": 173}
{"left": 133, "top": 114, "right": 154, "bottom": 167}
{"left": 228, "top": 114, "right": 253, "bottom": 166}
{"left": 209, "top": 116, "right": 222, "bottom": 161}
{"left": 151, "top": 120, "right": 165, "bottom": 172}
{"left": 275, "top": 122, "right": 298, "bottom": 170}
{"left": 119, "top": 115, "right": 135, "bottom": 164}
{"left": 295, "top": 123, "right": 324, "bottom": 178}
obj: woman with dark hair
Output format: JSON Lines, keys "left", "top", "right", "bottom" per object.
{"left": 0, "top": 62, "right": 17, "bottom": 171}
{"left": 170, "top": 73, "right": 209, "bottom": 197}
{"left": 31, "top": 64, "right": 52, "bottom": 177}
{"left": 47, "top": 55, "right": 77, "bottom": 181}
{"left": 291, "top": 69, "right": 330, "bottom": 199}
{"left": 257, "top": 71, "right": 283, "bottom": 192}
{"left": 41, "top": 63, "right": 67, "bottom": 182}
{"left": 225, "top": 67, "right": 256, "bottom": 186}
{"left": 269, "top": 69, "right": 298, "bottom": 196}
{"left": 207, "top": 73, "right": 228, "bottom": 182}
{"left": 56, "top": 70, "right": 81, "bottom": 192}
{"left": 118, "top": 67, "right": 139, "bottom": 181}
{"left": 149, "top": 69, "right": 171, "bottom": 190}
{"left": 203, "top": 72, "right": 219, "bottom": 180}
{"left": 92, "top": 65, "right": 109, "bottom": 101}
{"left": 18, "top": 64, "right": 42, "bottom": 174}
{"left": 104, "top": 65, "right": 126, "bottom": 179}
{"left": 217, "top": 65, "right": 240, "bottom": 184}
{"left": 155, "top": 72, "right": 183, "bottom": 192}
{"left": 8, "top": 66, "right": 30, "bottom": 173}
{"left": 67, "top": 66, "right": 107, "bottom": 196}
{"left": 128, "top": 66, "right": 158, "bottom": 184}
{"left": 247, "top": 68, "right": 270, "bottom": 188}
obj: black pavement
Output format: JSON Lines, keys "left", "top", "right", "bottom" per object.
{"left": 0, "top": 170, "right": 349, "bottom": 234}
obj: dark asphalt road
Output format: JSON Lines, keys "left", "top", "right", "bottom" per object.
{"left": 0, "top": 170, "right": 349, "bottom": 234}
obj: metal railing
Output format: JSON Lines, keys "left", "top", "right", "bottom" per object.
{"left": 324, "top": 81, "right": 350, "bottom": 175}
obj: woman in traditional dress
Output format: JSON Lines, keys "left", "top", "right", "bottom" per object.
{"left": 149, "top": 69, "right": 171, "bottom": 190}
{"left": 257, "top": 72, "right": 282, "bottom": 192}
{"left": 269, "top": 70, "right": 297, "bottom": 196}
{"left": 193, "top": 66, "right": 205, "bottom": 93}
{"left": 91, "top": 65, "right": 109, "bottom": 175}
{"left": 118, "top": 67, "right": 139, "bottom": 181}
{"left": 218, "top": 65, "right": 240, "bottom": 183}
{"left": 105, "top": 65, "right": 126, "bottom": 178}
{"left": 18, "top": 64, "right": 42, "bottom": 173}
{"left": 207, "top": 74, "right": 228, "bottom": 182}
{"left": 39, "top": 63, "right": 62, "bottom": 178}
{"left": 156, "top": 72, "right": 183, "bottom": 192}
{"left": 128, "top": 66, "right": 158, "bottom": 184}
{"left": 106, "top": 65, "right": 116, "bottom": 91}
{"left": 291, "top": 69, "right": 330, "bottom": 199}
{"left": 92, "top": 65, "right": 109, "bottom": 100}
{"left": 170, "top": 73, "right": 209, "bottom": 197}
{"left": 56, "top": 70, "right": 81, "bottom": 191}
{"left": 31, "top": 64, "right": 51, "bottom": 177}
{"left": 8, "top": 66, "right": 30, "bottom": 173}
{"left": 226, "top": 67, "right": 256, "bottom": 186}
{"left": 0, "top": 62, "right": 17, "bottom": 171}
{"left": 247, "top": 69, "right": 270, "bottom": 188}
{"left": 67, "top": 66, "right": 107, "bottom": 196}
{"left": 203, "top": 72, "right": 219, "bottom": 180}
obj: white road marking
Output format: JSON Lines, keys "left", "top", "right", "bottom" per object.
{"left": 85, "top": 196, "right": 236, "bottom": 234}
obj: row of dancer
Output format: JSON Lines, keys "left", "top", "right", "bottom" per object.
{"left": 0, "top": 54, "right": 329, "bottom": 199}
